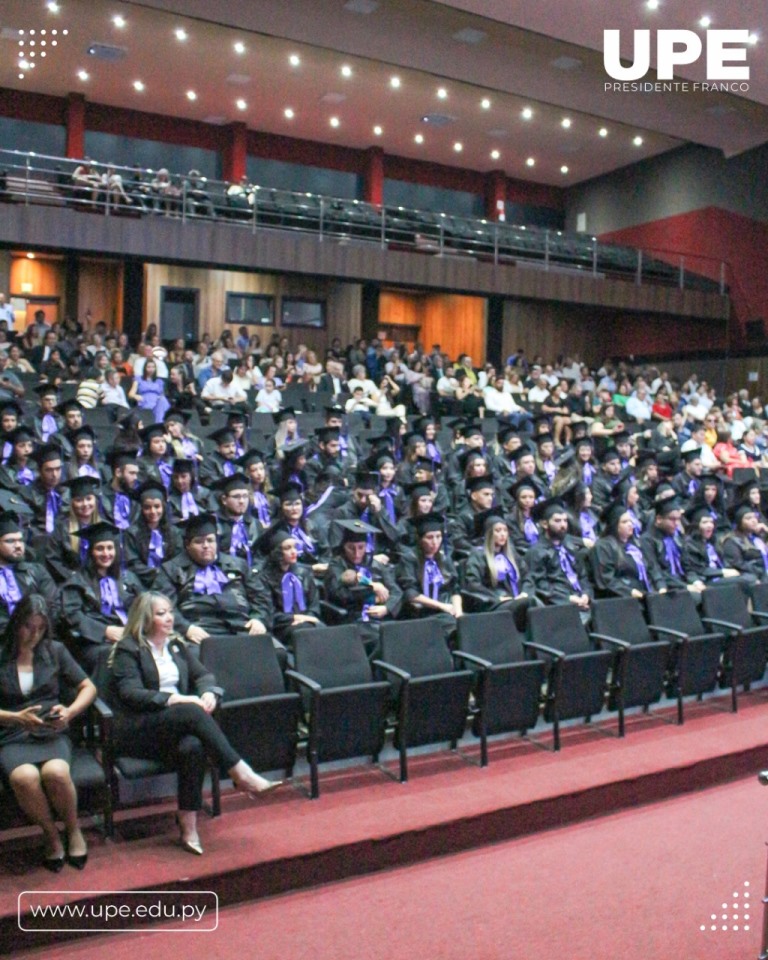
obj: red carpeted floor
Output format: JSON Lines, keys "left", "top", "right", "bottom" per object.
{"left": 10, "top": 776, "right": 768, "bottom": 960}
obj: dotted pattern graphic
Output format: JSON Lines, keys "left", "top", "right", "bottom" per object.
{"left": 16, "top": 26, "right": 69, "bottom": 81}
{"left": 699, "top": 881, "right": 751, "bottom": 933}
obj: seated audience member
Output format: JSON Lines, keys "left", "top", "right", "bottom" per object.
{"left": 210, "top": 473, "right": 264, "bottom": 568}
{"left": 60, "top": 521, "right": 142, "bottom": 672}
{"left": 107, "top": 592, "right": 281, "bottom": 856}
{"left": 641, "top": 498, "right": 705, "bottom": 595}
{"left": 168, "top": 458, "right": 210, "bottom": 521}
{"left": 33, "top": 384, "right": 63, "bottom": 445}
{"left": 721, "top": 504, "right": 768, "bottom": 580}
{"left": 0, "top": 595, "right": 96, "bottom": 870}
{"left": 46, "top": 476, "right": 104, "bottom": 583}
{"left": 123, "top": 481, "right": 182, "bottom": 587}
{"left": 0, "top": 512, "right": 58, "bottom": 631}
{"left": 323, "top": 520, "right": 402, "bottom": 654}
{"left": 153, "top": 513, "right": 270, "bottom": 644}
{"left": 590, "top": 501, "right": 666, "bottom": 599}
{"left": 681, "top": 505, "right": 745, "bottom": 585}
{"left": 198, "top": 427, "right": 239, "bottom": 487}
{"left": 396, "top": 513, "right": 462, "bottom": 643}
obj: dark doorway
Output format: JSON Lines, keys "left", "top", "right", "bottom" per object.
{"left": 159, "top": 287, "right": 200, "bottom": 344}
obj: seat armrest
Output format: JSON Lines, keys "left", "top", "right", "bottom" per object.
{"left": 647, "top": 624, "right": 688, "bottom": 640}
{"left": 700, "top": 616, "right": 742, "bottom": 633}
{"left": 284, "top": 669, "right": 322, "bottom": 694}
{"left": 451, "top": 650, "right": 492, "bottom": 670}
{"left": 371, "top": 659, "right": 411, "bottom": 682}
{"left": 589, "top": 632, "right": 630, "bottom": 650}
{"left": 524, "top": 640, "right": 564, "bottom": 659}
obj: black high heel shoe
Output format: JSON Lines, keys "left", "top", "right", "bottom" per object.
{"left": 43, "top": 855, "right": 65, "bottom": 873}
{"left": 66, "top": 852, "right": 88, "bottom": 870}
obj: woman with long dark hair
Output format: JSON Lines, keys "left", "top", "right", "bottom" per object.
{"left": 123, "top": 481, "right": 182, "bottom": 587}
{"left": 128, "top": 357, "right": 170, "bottom": 424}
{"left": 396, "top": 513, "right": 462, "bottom": 642}
{"left": 60, "top": 521, "right": 143, "bottom": 672}
{"left": 0, "top": 595, "right": 96, "bottom": 870}
{"left": 590, "top": 502, "right": 666, "bottom": 599}
{"left": 108, "top": 592, "right": 280, "bottom": 855}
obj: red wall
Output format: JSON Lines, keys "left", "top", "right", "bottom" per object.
{"left": 600, "top": 207, "right": 768, "bottom": 349}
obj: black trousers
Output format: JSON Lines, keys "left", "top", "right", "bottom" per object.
{"left": 114, "top": 704, "right": 241, "bottom": 811}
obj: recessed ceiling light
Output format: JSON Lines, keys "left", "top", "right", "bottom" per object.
{"left": 113, "top": 15, "right": 126, "bottom": 28}
{"left": 19, "top": 59, "right": 30, "bottom": 70}
{"left": 646, "top": 0, "right": 659, "bottom": 9}
{"left": 481, "top": 98, "right": 491, "bottom": 110}
{"left": 236, "top": 99, "right": 247, "bottom": 111}
{"left": 341, "top": 64, "right": 352, "bottom": 77}
{"left": 521, "top": 107, "right": 533, "bottom": 120}
{"left": 78, "top": 70, "right": 89, "bottom": 81}
{"left": 453, "top": 142, "right": 463, "bottom": 152}
{"left": 560, "top": 165, "right": 569, "bottom": 174}
{"left": 490, "top": 149, "right": 500, "bottom": 160}
{"left": 373, "top": 125, "right": 383, "bottom": 136}
{"left": 27, "top": 253, "right": 35, "bottom": 259}
{"left": 561, "top": 117, "right": 572, "bottom": 128}
{"left": 699, "top": 16, "right": 711, "bottom": 28}
{"left": 414, "top": 133, "right": 424, "bottom": 144}
{"left": 633, "top": 135, "right": 644, "bottom": 146}
{"left": 437, "top": 87, "right": 448, "bottom": 99}
{"left": 187, "top": 90, "right": 197, "bottom": 101}
{"left": 234, "top": 41, "right": 245, "bottom": 54}
{"left": 47, "top": 1, "right": 60, "bottom": 11}
{"left": 18, "top": 73, "right": 24, "bottom": 79}
{"left": 133, "top": 80, "right": 145, "bottom": 91}
{"left": 599, "top": 127, "right": 608, "bottom": 137}
{"left": 390, "top": 76, "right": 401, "bottom": 89}
{"left": 289, "top": 53, "right": 301, "bottom": 66}
{"left": 330, "top": 116, "right": 340, "bottom": 127}
{"left": 526, "top": 157, "right": 535, "bottom": 167}
{"left": 175, "top": 28, "right": 188, "bottom": 41}
{"left": 748, "top": 33, "right": 759, "bottom": 45}
{"left": 284, "top": 107, "right": 294, "bottom": 119}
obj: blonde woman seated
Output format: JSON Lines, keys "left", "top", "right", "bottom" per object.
{"left": 107, "top": 593, "right": 281, "bottom": 855}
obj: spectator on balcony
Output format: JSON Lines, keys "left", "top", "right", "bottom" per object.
{"left": 150, "top": 168, "right": 182, "bottom": 216}
{"left": 71, "top": 159, "right": 102, "bottom": 203}
{"left": 101, "top": 164, "right": 133, "bottom": 207}
{"left": 183, "top": 170, "right": 215, "bottom": 218}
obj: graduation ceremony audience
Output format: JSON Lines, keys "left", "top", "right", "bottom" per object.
{"left": 1, "top": 311, "right": 768, "bottom": 864}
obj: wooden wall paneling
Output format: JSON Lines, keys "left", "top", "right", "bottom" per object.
{"left": 77, "top": 260, "right": 124, "bottom": 331}
{"left": 9, "top": 256, "right": 65, "bottom": 327}
{"left": 420, "top": 294, "right": 486, "bottom": 365}
{"left": 142, "top": 264, "right": 361, "bottom": 351}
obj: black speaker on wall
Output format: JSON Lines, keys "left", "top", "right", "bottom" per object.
{"left": 745, "top": 318, "right": 765, "bottom": 342}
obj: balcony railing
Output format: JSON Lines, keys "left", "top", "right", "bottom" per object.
{"left": 0, "top": 149, "right": 728, "bottom": 297}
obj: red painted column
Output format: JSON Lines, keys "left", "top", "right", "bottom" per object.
{"left": 363, "top": 146, "right": 384, "bottom": 206}
{"left": 223, "top": 123, "right": 247, "bottom": 183}
{"left": 485, "top": 169, "right": 507, "bottom": 221}
{"left": 66, "top": 92, "right": 86, "bottom": 159}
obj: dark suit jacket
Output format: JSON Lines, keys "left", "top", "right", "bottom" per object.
{"left": 108, "top": 633, "right": 216, "bottom": 715}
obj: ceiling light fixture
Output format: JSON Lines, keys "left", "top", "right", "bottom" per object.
{"left": 78, "top": 70, "right": 89, "bottom": 81}
{"left": 481, "top": 98, "right": 491, "bottom": 110}
{"left": 289, "top": 53, "right": 300, "bottom": 66}
{"left": 47, "top": 1, "right": 60, "bottom": 11}
{"left": 526, "top": 157, "right": 535, "bottom": 167}
{"left": 561, "top": 117, "right": 572, "bottom": 128}
{"left": 599, "top": 127, "right": 608, "bottom": 137}
{"left": 113, "top": 15, "right": 126, "bottom": 28}
{"left": 133, "top": 80, "right": 145, "bottom": 91}
{"left": 390, "top": 76, "right": 401, "bottom": 89}
{"left": 748, "top": 33, "right": 759, "bottom": 45}
{"left": 699, "top": 16, "right": 711, "bottom": 28}
{"left": 373, "top": 125, "right": 383, "bottom": 136}
{"left": 284, "top": 107, "right": 294, "bottom": 118}
{"left": 414, "top": 133, "right": 424, "bottom": 143}
{"left": 330, "top": 116, "right": 340, "bottom": 127}
{"left": 236, "top": 99, "right": 247, "bottom": 110}
{"left": 521, "top": 107, "right": 533, "bottom": 120}
{"left": 560, "top": 165, "right": 569, "bottom": 174}
{"left": 646, "top": 0, "right": 659, "bottom": 9}
{"left": 234, "top": 41, "right": 245, "bottom": 54}
{"left": 437, "top": 87, "right": 448, "bottom": 99}
{"left": 453, "top": 142, "right": 463, "bottom": 152}
{"left": 490, "top": 149, "right": 500, "bottom": 160}
{"left": 186, "top": 89, "right": 197, "bottom": 101}
{"left": 175, "top": 28, "right": 188, "bottom": 41}
{"left": 341, "top": 64, "right": 352, "bottom": 77}
{"left": 633, "top": 135, "right": 644, "bottom": 145}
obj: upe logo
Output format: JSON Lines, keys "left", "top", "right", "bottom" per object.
{"left": 604, "top": 29, "right": 750, "bottom": 81}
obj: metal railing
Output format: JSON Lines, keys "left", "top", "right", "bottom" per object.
{"left": 0, "top": 148, "right": 729, "bottom": 296}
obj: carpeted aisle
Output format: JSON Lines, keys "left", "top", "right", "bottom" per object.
{"left": 11, "top": 775, "right": 768, "bottom": 960}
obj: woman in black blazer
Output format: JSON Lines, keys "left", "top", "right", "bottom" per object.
{"left": 108, "top": 592, "right": 282, "bottom": 855}
{"left": 0, "top": 595, "right": 96, "bottom": 870}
